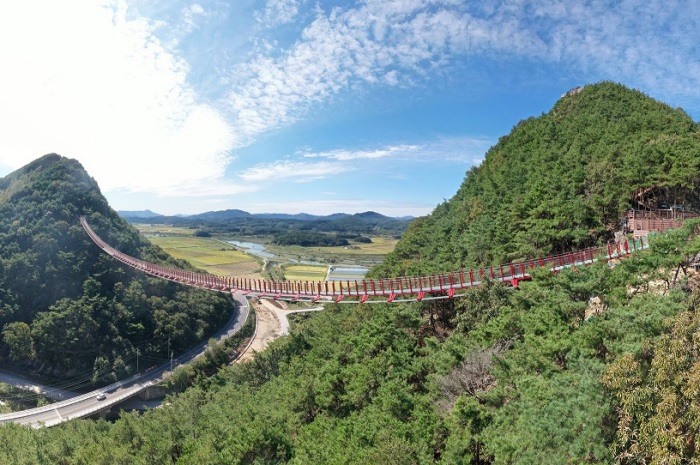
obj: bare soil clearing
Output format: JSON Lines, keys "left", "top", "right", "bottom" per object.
{"left": 235, "top": 299, "right": 284, "bottom": 363}
{"left": 234, "top": 299, "right": 323, "bottom": 363}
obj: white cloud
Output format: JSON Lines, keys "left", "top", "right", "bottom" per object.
{"left": 255, "top": 0, "right": 302, "bottom": 26}
{"left": 419, "top": 136, "right": 493, "bottom": 164}
{"left": 300, "top": 138, "right": 491, "bottom": 164}
{"left": 0, "top": 0, "right": 237, "bottom": 197}
{"left": 150, "top": 176, "right": 259, "bottom": 198}
{"left": 225, "top": 0, "right": 700, "bottom": 144}
{"left": 2, "top": 0, "right": 699, "bottom": 214}
{"left": 182, "top": 3, "right": 208, "bottom": 33}
{"left": 226, "top": 1, "right": 485, "bottom": 143}
{"left": 301, "top": 144, "right": 421, "bottom": 161}
{"left": 237, "top": 137, "right": 489, "bottom": 189}
{"left": 474, "top": 0, "right": 700, "bottom": 98}
{"left": 239, "top": 160, "right": 353, "bottom": 182}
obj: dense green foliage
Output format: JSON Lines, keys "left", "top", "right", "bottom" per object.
{"left": 2, "top": 84, "right": 700, "bottom": 464}
{"left": 125, "top": 211, "right": 409, "bottom": 237}
{"left": 0, "top": 154, "right": 231, "bottom": 381}
{"left": 373, "top": 82, "right": 700, "bottom": 277}
{"left": 272, "top": 231, "right": 350, "bottom": 247}
{"left": 600, "top": 223, "right": 700, "bottom": 463}
{"left": 1, "top": 225, "right": 699, "bottom": 463}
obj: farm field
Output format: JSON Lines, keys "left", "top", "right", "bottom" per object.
{"left": 282, "top": 264, "right": 328, "bottom": 282}
{"left": 133, "top": 224, "right": 398, "bottom": 281}
{"left": 327, "top": 266, "right": 369, "bottom": 282}
{"left": 134, "top": 224, "right": 197, "bottom": 236}
{"left": 267, "top": 235, "right": 396, "bottom": 255}
{"left": 135, "top": 225, "right": 262, "bottom": 278}
{"left": 264, "top": 235, "right": 398, "bottom": 267}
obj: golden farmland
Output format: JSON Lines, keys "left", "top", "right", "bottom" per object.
{"left": 135, "top": 225, "right": 262, "bottom": 278}
{"left": 134, "top": 223, "right": 398, "bottom": 281}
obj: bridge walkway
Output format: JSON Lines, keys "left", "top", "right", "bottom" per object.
{"left": 81, "top": 216, "right": 650, "bottom": 304}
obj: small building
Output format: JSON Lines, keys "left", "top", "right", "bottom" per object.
{"left": 626, "top": 208, "right": 699, "bottom": 238}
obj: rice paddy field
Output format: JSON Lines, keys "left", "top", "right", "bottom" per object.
{"left": 282, "top": 264, "right": 328, "bottom": 282}
{"left": 264, "top": 236, "right": 397, "bottom": 267}
{"left": 133, "top": 223, "right": 399, "bottom": 281}
{"left": 135, "top": 225, "right": 262, "bottom": 278}
{"left": 327, "top": 266, "right": 369, "bottom": 281}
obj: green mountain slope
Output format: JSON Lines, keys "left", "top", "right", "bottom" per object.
{"left": 2, "top": 85, "right": 700, "bottom": 464}
{"left": 4, "top": 224, "right": 700, "bottom": 464}
{"left": 0, "top": 154, "right": 230, "bottom": 379}
{"left": 374, "top": 82, "right": 700, "bottom": 277}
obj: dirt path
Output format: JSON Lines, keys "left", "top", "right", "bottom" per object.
{"left": 235, "top": 299, "right": 284, "bottom": 363}
{"left": 234, "top": 299, "right": 323, "bottom": 363}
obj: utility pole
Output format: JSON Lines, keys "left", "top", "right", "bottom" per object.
{"left": 136, "top": 348, "right": 140, "bottom": 373}
{"left": 168, "top": 337, "right": 173, "bottom": 371}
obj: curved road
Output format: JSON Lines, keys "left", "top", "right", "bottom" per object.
{"left": 0, "top": 370, "right": 78, "bottom": 401}
{"left": 0, "top": 292, "right": 249, "bottom": 428}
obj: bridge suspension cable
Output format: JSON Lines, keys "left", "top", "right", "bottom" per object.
{"left": 80, "top": 217, "right": 649, "bottom": 304}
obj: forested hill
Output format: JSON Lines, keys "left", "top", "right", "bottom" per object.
{"left": 4, "top": 87, "right": 700, "bottom": 464}
{"left": 0, "top": 154, "right": 230, "bottom": 380}
{"left": 123, "top": 209, "right": 411, "bottom": 237}
{"left": 374, "top": 82, "right": 700, "bottom": 277}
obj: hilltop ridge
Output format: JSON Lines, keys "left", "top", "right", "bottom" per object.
{"left": 119, "top": 208, "right": 413, "bottom": 222}
{"left": 125, "top": 208, "right": 411, "bottom": 237}
{"left": 0, "top": 154, "right": 230, "bottom": 379}
{"left": 1, "top": 86, "right": 700, "bottom": 463}
{"left": 373, "top": 82, "right": 700, "bottom": 277}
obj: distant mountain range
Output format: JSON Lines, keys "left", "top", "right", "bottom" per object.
{"left": 118, "top": 209, "right": 414, "bottom": 222}
{"left": 118, "top": 208, "right": 413, "bottom": 237}
{"left": 117, "top": 209, "right": 164, "bottom": 218}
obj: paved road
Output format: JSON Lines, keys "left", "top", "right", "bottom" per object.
{"left": 272, "top": 306, "right": 323, "bottom": 336}
{"left": 0, "top": 292, "right": 249, "bottom": 428}
{"left": 0, "top": 370, "right": 78, "bottom": 401}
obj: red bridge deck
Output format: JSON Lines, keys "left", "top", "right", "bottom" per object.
{"left": 81, "top": 217, "right": 649, "bottom": 304}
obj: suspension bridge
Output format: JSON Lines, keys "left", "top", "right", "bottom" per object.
{"left": 0, "top": 217, "right": 659, "bottom": 426}
{"left": 80, "top": 216, "right": 650, "bottom": 304}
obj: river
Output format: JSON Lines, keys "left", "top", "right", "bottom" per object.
{"left": 227, "top": 240, "right": 370, "bottom": 278}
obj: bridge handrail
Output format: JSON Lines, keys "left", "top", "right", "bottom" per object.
{"left": 80, "top": 217, "right": 651, "bottom": 302}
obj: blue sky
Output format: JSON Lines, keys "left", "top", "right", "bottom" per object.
{"left": 0, "top": 1, "right": 699, "bottom": 217}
